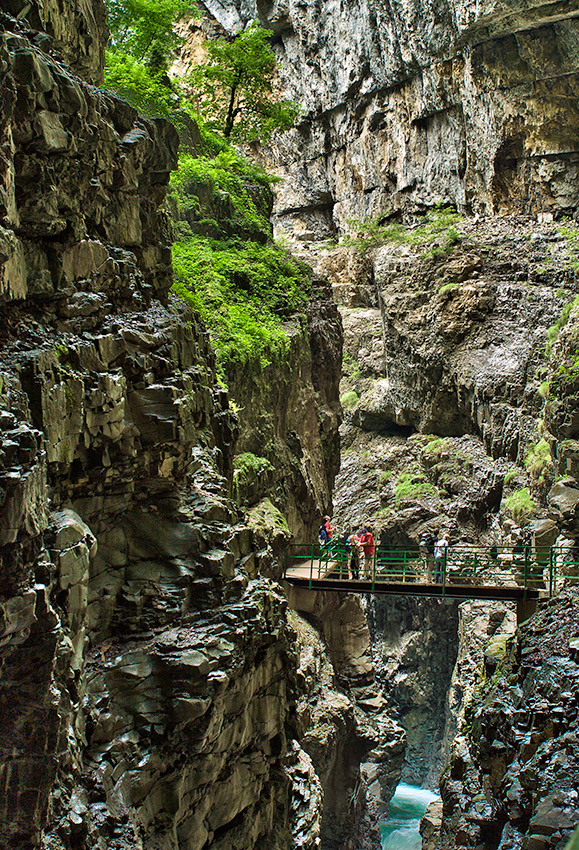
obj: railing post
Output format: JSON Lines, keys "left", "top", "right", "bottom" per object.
{"left": 403, "top": 550, "right": 406, "bottom": 583}
{"left": 310, "top": 544, "right": 314, "bottom": 589}
{"left": 371, "top": 549, "right": 376, "bottom": 593}
{"left": 524, "top": 546, "right": 529, "bottom": 599}
{"left": 549, "top": 546, "right": 555, "bottom": 597}
{"left": 442, "top": 547, "right": 447, "bottom": 597}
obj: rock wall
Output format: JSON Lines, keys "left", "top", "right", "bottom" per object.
{"left": 287, "top": 586, "right": 406, "bottom": 844}
{"left": 0, "top": 4, "right": 362, "bottom": 849}
{"left": 227, "top": 278, "right": 342, "bottom": 545}
{"left": 195, "top": 0, "right": 579, "bottom": 237}
{"left": 427, "top": 589, "right": 579, "bottom": 850}
{"left": 370, "top": 596, "right": 461, "bottom": 789}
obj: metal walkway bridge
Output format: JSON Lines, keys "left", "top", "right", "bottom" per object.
{"left": 283, "top": 543, "right": 577, "bottom": 606}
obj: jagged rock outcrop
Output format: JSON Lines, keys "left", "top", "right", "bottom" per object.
{"left": 0, "top": 3, "right": 359, "bottom": 849}
{"left": 429, "top": 589, "right": 579, "bottom": 850}
{"left": 323, "top": 216, "right": 579, "bottom": 562}
{"left": 194, "top": 0, "right": 579, "bottom": 237}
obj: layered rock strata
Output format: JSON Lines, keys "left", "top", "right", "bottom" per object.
{"left": 194, "top": 0, "right": 579, "bottom": 237}
{"left": 429, "top": 589, "right": 579, "bottom": 850}
{"left": 0, "top": 4, "right": 360, "bottom": 849}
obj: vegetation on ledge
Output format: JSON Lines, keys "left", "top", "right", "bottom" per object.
{"left": 170, "top": 144, "right": 311, "bottom": 371}
{"left": 102, "top": 0, "right": 311, "bottom": 376}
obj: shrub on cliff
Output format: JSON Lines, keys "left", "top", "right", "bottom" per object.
{"left": 503, "top": 487, "right": 537, "bottom": 524}
{"left": 172, "top": 235, "right": 310, "bottom": 370}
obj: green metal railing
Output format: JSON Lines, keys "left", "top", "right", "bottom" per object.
{"left": 284, "top": 542, "right": 579, "bottom": 597}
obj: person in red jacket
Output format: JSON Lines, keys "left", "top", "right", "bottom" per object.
{"left": 357, "top": 527, "right": 375, "bottom": 579}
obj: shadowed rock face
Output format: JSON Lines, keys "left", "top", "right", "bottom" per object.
{"left": 1, "top": 0, "right": 107, "bottom": 84}
{"left": 0, "top": 3, "right": 353, "bottom": 849}
{"left": 429, "top": 589, "right": 579, "bottom": 850}
{"left": 195, "top": 0, "right": 579, "bottom": 234}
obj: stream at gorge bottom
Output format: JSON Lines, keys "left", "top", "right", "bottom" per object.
{"left": 380, "top": 783, "right": 440, "bottom": 850}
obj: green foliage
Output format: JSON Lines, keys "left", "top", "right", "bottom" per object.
{"left": 188, "top": 22, "right": 301, "bottom": 142}
{"left": 342, "top": 205, "right": 463, "bottom": 255}
{"left": 421, "top": 437, "right": 452, "bottom": 459}
{"left": 233, "top": 452, "right": 274, "bottom": 481}
{"left": 503, "top": 469, "right": 518, "bottom": 486}
{"left": 394, "top": 467, "right": 437, "bottom": 504}
{"left": 504, "top": 488, "right": 537, "bottom": 524}
{"left": 104, "top": 50, "right": 176, "bottom": 116}
{"left": 379, "top": 470, "right": 392, "bottom": 485}
{"left": 173, "top": 234, "right": 310, "bottom": 369}
{"left": 524, "top": 438, "right": 552, "bottom": 484}
{"left": 104, "top": 0, "right": 196, "bottom": 118}
{"left": 537, "top": 380, "right": 550, "bottom": 399}
{"left": 438, "top": 282, "right": 459, "bottom": 296}
{"left": 340, "top": 390, "right": 359, "bottom": 410}
{"left": 545, "top": 294, "right": 579, "bottom": 355}
{"left": 557, "top": 222, "right": 579, "bottom": 273}
{"left": 106, "top": 0, "right": 195, "bottom": 67}
{"left": 169, "top": 150, "right": 274, "bottom": 238}
{"left": 246, "top": 496, "right": 291, "bottom": 538}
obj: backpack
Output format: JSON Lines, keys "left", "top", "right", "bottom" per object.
{"left": 420, "top": 532, "right": 435, "bottom": 553}
{"left": 318, "top": 525, "right": 329, "bottom": 545}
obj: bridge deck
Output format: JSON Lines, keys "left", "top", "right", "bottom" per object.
{"left": 285, "top": 559, "right": 542, "bottom": 601}
{"left": 285, "top": 574, "right": 541, "bottom": 601}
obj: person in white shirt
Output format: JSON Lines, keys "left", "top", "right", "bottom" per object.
{"left": 434, "top": 533, "right": 449, "bottom": 583}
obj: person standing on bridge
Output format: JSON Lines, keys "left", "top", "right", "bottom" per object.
{"left": 434, "top": 533, "right": 449, "bottom": 583}
{"left": 323, "top": 515, "right": 335, "bottom": 542}
{"left": 346, "top": 533, "right": 361, "bottom": 579}
{"left": 357, "top": 528, "right": 375, "bottom": 579}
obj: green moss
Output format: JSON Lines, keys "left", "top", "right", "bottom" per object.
{"left": 340, "top": 390, "right": 359, "bottom": 409}
{"left": 171, "top": 147, "right": 312, "bottom": 372}
{"left": 538, "top": 380, "right": 550, "bottom": 399}
{"left": 173, "top": 235, "right": 310, "bottom": 370}
{"left": 503, "top": 469, "right": 518, "bottom": 486}
{"left": 394, "top": 467, "right": 437, "bottom": 504}
{"left": 342, "top": 204, "right": 462, "bottom": 255}
{"left": 421, "top": 437, "right": 452, "bottom": 459}
{"left": 246, "top": 496, "right": 290, "bottom": 538}
{"left": 234, "top": 452, "right": 274, "bottom": 477}
{"left": 524, "top": 438, "right": 552, "bottom": 484}
{"left": 233, "top": 454, "right": 275, "bottom": 506}
{"left": 379, "top": 470, "right": 392, "bottom": 484}
{"left": 557, "top": 222, "right": 579, "bottom": 274}
{"left": 169, "top": 150, "right": 274, "bottom": 239}
{"left": 438, "top": 282, "right": 459, "bottom": 296}
{"left": 545, "top": 294, "right": 579, "bottom": 355}
{"left": 504, "top": 488, "right": 537, "bottom": 524}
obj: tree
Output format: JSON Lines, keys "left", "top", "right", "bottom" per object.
{"left": 106, "top": 0, "right": 196, "bottom": 72}
{"left": 104, "top": 0, "right": 196, "bottom": 118}
{"left": 189, "top": 22, "right": 301, "bottom": 142}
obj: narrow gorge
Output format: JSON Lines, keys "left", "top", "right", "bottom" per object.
{"left": 1, "top": 1, "right": 579, "bottom": 850}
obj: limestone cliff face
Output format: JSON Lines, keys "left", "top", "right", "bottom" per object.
{"left": 195, "top": 0, "right": 579, "bottom": 236}
{"left": 227, "top": 279, "right": 342, "bottom": 545}
{"left": 0, "top": 3, "right": 353, "bottom": 849}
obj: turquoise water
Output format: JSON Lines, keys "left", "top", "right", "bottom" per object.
{"left": 380, "top": 783, "right": 439, "bottom": 850}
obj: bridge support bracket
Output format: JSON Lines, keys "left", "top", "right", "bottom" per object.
{"left": 517, "top": 598, "right": 538, "bottom": 625}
